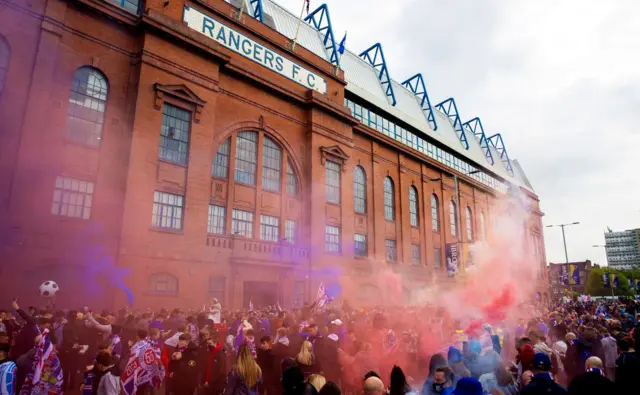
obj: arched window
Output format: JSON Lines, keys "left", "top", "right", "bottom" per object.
{"left": 67, "top": 67, "right": 108, "bottom": 147}
{"left": 466, "top": 206, "right": 473, "bottom": 241}
{"left": 384, "top": 177, "right": 395, "bottom": 221}
{"left": 212, "top": 137, "right": 230, "bottom": 178}
{"left": 234, "top": 131, "right": 258, "bottom": 185}
{"left": 354, "top": 166, "right": 366, "bottom": 214}
{"left": 0, "top": 35, "right": 9, "bottom": 95}
{"left": 480, "top": 212, "right": 486, "bottom": 240}
{"left": 286, "top": 159, "right": 298, "bottom": 196}
{"left": 147, "top": 272, "right": 178, "bottom": 295}
{"left": 449, "top": 200, "right": 457, "bottom": 237}
{"left": 409, "top": 186, "right": 419, "bottom": 227}
{"left": 262, "top": 136, "right": 281, "bottom": 191}
{"left": 431, "top": 194, "right": 440, "bottom": 232}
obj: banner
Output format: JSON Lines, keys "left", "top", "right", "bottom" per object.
{"left": 559, "top": 265, "right": 569, "bottom": 285}
{"left": 612, "top": 273, "right": 619, "bottom": 289}
{"left": 445, "top": 243, "right": 459, "bottom": 277}
{"left": 569, "top": 264, "right": 580, "bottom": 285}
{"left": 602, "top": 274, "right": 610, "bottom": 288}
{"left": 636, "top": 278, "right": 640, "bottom": 292}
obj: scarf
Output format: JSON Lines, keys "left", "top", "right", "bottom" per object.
{"left": 19, "top": 329, "right": 63, "bottom": 395}
{"left": 586, "top": 367, "right": 604, "bottom": 376}
{"left": 0, "top": 360, "right": 17, "bottom": 395}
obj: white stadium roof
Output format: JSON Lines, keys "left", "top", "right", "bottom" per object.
{"left": 229, "top": 0, "right": 533, "bottom": 193}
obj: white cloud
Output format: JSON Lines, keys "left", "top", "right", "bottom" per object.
{"left": 274, "top": 0, "right": 640, "bottom": 266}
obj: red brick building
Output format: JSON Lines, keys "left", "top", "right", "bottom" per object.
{"left": 0, "top": 0, "right": 549, "bottom": 309}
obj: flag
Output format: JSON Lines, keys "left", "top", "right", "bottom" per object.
{"left": 249, "top": 298, "right": 254, "bottom": 312}
{"left": 612, "top": 273, "right": 619, "bottom": 289}
{"left": 569, "top": 264, "right": 580, "bottom": 285}
{"left": 602, "top": 274, "right": 610, "bottom": 288}
{"left": 122, "top": 339, "right": 165, "bottom": 395}
{"left": 629, "top": 278, "right": 633, "bottom": 288}
{"left": 306, "top": 0, "right": 310, "bottom": 14}
{"left": 636, "top": 278, "right": 640, "bottom": 292}
{"left": 277, "top": 301, "right": 283, "bottom": 312}
{"left": 338, "top": 32, "right": 347, "bottom": 55}
{"left": 560, "top": 265, "right": 569, "bottom": 285}
{"left": 316, "top": 282, "right": 330, "bottom": 309}
{"left": 19, "top": 328, "right": 63, "bottom": 395}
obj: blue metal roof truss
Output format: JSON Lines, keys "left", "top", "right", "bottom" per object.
{"left": 359, "top": 43, "right": 397, "bottom": 106}
{"left": 434, "top": 98, "right": 469, "bottom": 150}
{"left": 487, "top": 133, "right": 514, "bottom": 176}
{"left": 304, "top": 4, "right": 340, "bottom": 66}
{"left": 401, "top": 74, "right": 438, "bottom": 131}
{"left": 249, "top": 0, "right": 264, "bottom": 22}
{"left": 462, "top": 117, "right": 494, "bottom": 165}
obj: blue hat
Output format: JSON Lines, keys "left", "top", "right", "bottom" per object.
{"left": 448, "top": 346, "right": 462, "bottom": 364}
{"left": 533, "top": 352, "right": 552, "bottom": 371}
{"left": 469, "top": 340, "right": 482, "bottom": 354}
{"left": 452, "top": 377, "right": 483, "bottom": 395}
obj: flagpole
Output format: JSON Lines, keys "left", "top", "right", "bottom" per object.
{"left": 292, "top": 0, "right": 307, "bottom": 51}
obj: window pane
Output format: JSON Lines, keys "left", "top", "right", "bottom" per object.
{"left": 450, "top": 201, "right": 457, "bottom": 237}
{"left": 466, "top": 206, "right": 473, "bottom": 241}
{"left": 286, "top": 159, "right": 298, "bottom": 196}
{"left": 354, "top": 166, "right": 366, "bottom": 214}
{"left": 384, "top": 177, "right": 395, "bottom": 221}
{"left": 431, "top": 194, "right": 440, "bottom": 232}
{"left": 208, "top": 205, "right": 226, "bottom": 234}
{"left": 434, "top": 248, "right": 442, "bottom": 268}
{"left": 67, "top": 67, "right": 108, "bottom": 147}
{"left": 285, "top": 219, "right": 296, "bottom": 243}
{"left": 325, "top": 225, "right": 340, "bottom": 253}
{"left": 159, "top": 103, "right": 191, "bottom": 165}
{"left": 260, "top": 214, "right": 280, "bottom": 242}
{"left": 152, "top": 191, "right": 184, "bottom": 230}
{"left": 148, "top": 273, "right": 178, "bottom": 294}
{"left": 234, "top": 131, "right": 258, "bottom": 185}
{"left": 262, "top": 137, "right": 282, "bottom": 192}
{"left": 409, "top": 186, "right": 419, "bottom": 227}
{"left": 354, "top": 233, "right": 367, "bottom": 257}
{"left": 51, "top": 176, "right": 95, "bottom": 220}
{"left": 385, "top": 239, "right": 397, "bottom": 262}
{"left": 232, "top": 209, "right": 254, "bottom": 238}
{"left": 412, "top": 244, "right": 421, "bottom": 266}
{"left": 325, "top": 161, "right": 341, "bottom": 204}
{"left": 209, "top": 277, "right": 225, "bottom": 305}
{"left": 212, "top": 138, "right": 230, "bottom": 178}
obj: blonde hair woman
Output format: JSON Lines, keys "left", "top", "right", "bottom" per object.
{"left": 296, "top": 340, "right": 319, "bottom": 378}
{"left": 225, "top": 344, "right": 263, "bottom": 394}
{"left": 307, "top": 374, "right": 327, "bottom": 393}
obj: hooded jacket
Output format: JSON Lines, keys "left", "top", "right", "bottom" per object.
{"left": 168, "top": 342, "right": 200, "bottom": 394}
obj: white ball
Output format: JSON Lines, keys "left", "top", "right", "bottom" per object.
{"left": 39, "top": 281, "right": 59, "bottom": 298}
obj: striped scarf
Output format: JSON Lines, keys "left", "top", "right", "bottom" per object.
{"left": 19, "top": 329, "right": 63, "bottom": 395}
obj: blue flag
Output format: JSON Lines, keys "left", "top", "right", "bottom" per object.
{"left": 338, "top": 32, "right": 347, "bottom": 55}
{"left": 612, "top": 273, "right": 619, "bottom": 289}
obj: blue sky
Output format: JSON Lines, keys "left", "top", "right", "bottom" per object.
{"left": 274, "top": 0, "right": 640, "bottom": 266}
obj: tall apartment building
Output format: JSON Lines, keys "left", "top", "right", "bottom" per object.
{"left": 0, "top": 0, "right": 548, "bottom": 309}
{"left": 605, "top": 229, "right": 640, "bottom": 270}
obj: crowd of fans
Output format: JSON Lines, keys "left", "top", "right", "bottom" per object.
{"left": 0, "top": 296, "right": 639, "bottom": 395}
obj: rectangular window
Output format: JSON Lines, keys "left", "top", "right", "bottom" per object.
{"left": 293, "top": 281, "right": 305, "bottom": 308}
{"left": 207, "top": 205, "right": 226, "bottom": 234}
{"left": 434, "top": 247, "right": 442, "bottom": 268}
{"left": 107, "top": 0, "right": 140, "bottom": 14}
{"left": 51, "top": 176, "right": 94, "bottom": 219}
{"left": 325, "top": 225, "right": 340, "bottom": 253}
{"left": 209, "top": 277, "right": 225, "bottom": 305}
{"left": 385, "top": 239, "right": 397, "bottom": 262}
{"left": 262, "top": 138, "right": 282, "bottom": 192}
{"left": 285, "top": 219, "right": 296, "bottom": 243}
{"left": 260, "top": 214, "right": 279, "bottom": 242}
{"left": 286, "top": 161, "right": 298, "bottom": 196}
{"left": 152, "top": 191, "right": 184, "bottom": 230}
{"left": 412, "top": 244, "right": 421, "bottom": 266}
{"left": 212, "top": 138, "right": 230, "bottom": 178}
{"left": 354, "top": 234, "right": 367, "bottom": 257}
{"left": 234, "top": 131, "right": 258, "bottom": 185}
{"left": 159, "top": 103, "right": 191, "bottom": 165}
{"left": 325, "top": 161, "right": 341, "bottom": 203}
{"left": 232, "top": 209, "right": 254, "bottom": 238}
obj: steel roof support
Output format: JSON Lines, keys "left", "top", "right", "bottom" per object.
{"left": 359, "top": 43, "right": 397, "bottom": 106}
{"left": 434, "top": 98, "right": 469, "bottom": 150}
{"left": 488, "top": 133, "right": 514, "bottom": 176}
{"left": 249, "top": 0, "right": 264, "bottom": 23}
{"left": 304, "top": 4, "right": 340, "bottom": 66}
{"left": 401, "top": 73, "right": 438, "bottom": 131}
{"left": 462, "top": 117, "right": 494, "bottom": 165}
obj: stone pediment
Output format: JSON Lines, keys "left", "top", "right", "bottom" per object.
{"left": 154, "top": 83, "right": 206, "bottom": 122}
{"left": 320, "top": 145, "right": 349, "bottom": 168}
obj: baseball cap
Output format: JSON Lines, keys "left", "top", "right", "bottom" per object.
{"left": 533, "top": 352, "right": 552, "bottom": 371}
{"left": 452, "top": 377, "right": 482, "bottom": 395}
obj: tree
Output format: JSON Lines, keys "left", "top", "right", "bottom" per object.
{"left": 586, "top": 267, "right": 634, "bottom": 297}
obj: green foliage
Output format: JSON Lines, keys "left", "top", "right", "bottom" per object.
{"left": 585, "top": 267, "right": 636, "bottom": 296}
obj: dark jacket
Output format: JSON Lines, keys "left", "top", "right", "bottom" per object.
{"left": 615, "top": 351, "right": 640, "bottom": 390}
{"left": 204, "top": 344, "right": 227, "bottom": 395}
{"left": 521, "top": 374, "right": 568, "bottom": 395}
{"left": 257, "top": 348, "right": 279, "bottom": 394}
{"left": 567, "top": 371, "right": 614, "bottom": 395}
{"left": 564, "top": 338, "right": 604, "bottom": 382}
{"left": 168, "top": 343, "right": 200, "bottom": 394}
{"left": 11, "top": 309, "right": 38, "bottom": 360}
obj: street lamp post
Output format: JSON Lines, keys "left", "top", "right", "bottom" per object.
{"left": 593, "top": 244, "right": 615, "bottom": 298}
{"left": 546, "top": 222, "right": 580, "bottom": 263}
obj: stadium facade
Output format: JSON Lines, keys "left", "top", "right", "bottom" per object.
{"left": 0, "top": 0, "right": 549, "bottom": 309}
